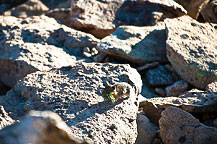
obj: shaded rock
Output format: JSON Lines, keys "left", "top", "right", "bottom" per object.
{"left": 165, "top": 80, "right": 189, "bottom": 97}
{"left": 0, "top": 105, "right": 15, "bottom": 130}
{"left": 0, "top": 15, "right": 98, "bottom": 87}
{"left": 93, "top": 52, "right": 107, "bottom": 63}
{"left": 201, "top": 0, "right": 217, "bottom": 24}
{"left": 0, "top": 81, "right": 11, "bottom": 95}
{"left": 0, "top": 0, "right": 27, "bottom": 5}
{"left": 206, "top": 81, "right": 217, "bottom": 92}
{"left": 159, "top": 107, "right": 217, "bottom": 144}
{"left": 2, "top": 62, "right": 142, "bottom": 143}
{"left": 214, "top": 119, "right": 217, "bottom": 128}
{"left": 174, "top": 0, "right": 209, "bottom": 19}
{"left": 155, "top": 88, "right": 165, "bottom": 97}
{"left": 140, "top": 89, "right": 217, "bottom": 125}
{"left": 135, "top": 114, "right": 158, "bottom": 144}
{"left": 98, "top": 23, "right": 168, "bottom": 64}
{"left": 3, "top": 0, "right": 49, "bottom": 18}
{"left": 42, "top": 0, "right": 69, "bottom": 9}
{"left": 141, "top": 79, "right": 159, "bottom": 99}
{"left": 166, "top": 15, "right": 217, "bottom": 89}
{"left": 48, "top": 0, "right": 186, "bottom": 39}
{"left": 145, "top": 65, "right": 174, "bottom": 87}
{"left": 0, "top": 111, "right": 86, "bottom": 144}
{"left": 136, "top": 62, "right": 159, "bottom": 72}
{"left": 0, "top": 4, "right": 11, "bottom": 14}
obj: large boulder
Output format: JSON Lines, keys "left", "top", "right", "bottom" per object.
{"left": 0, "top": 105, "right": 15, "bottom": 130}
{"left": 165, "top": 15, "right": 217, "bottom": 89}
{"left": 48, "top": 0, "right": 186, "bottom": 38}
{"left": 3, "top": 0, "right": 49, "bottom": 18}
{"left": 0, "top": 15, "right": 98, "bottom": 87}
{"left": 159, "top": 107, "right": 217, "bottom": 144}
{"left": 0, "top": 111, "right": 86, "bottom": 144}
{"left": 201, "top": 0, "right": 217, "bottom": 24}
{"left": 140, "top": 89, "right": 217, "bottom": 125}
{"left": 1, "top": 62, "right": 142, "bottom": 143}
{"left": 98, "top": 23, "right": 168, "bottom": 64}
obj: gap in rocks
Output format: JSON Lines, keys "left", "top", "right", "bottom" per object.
{"left": 191, "top": 112, "right": 217, "bottom": 127}
{"left": 0, "top": 81, "right": 11, "bottom": 95}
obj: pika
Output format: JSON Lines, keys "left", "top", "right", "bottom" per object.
{"left": 102, "top": 82, "right": 132, "bottom": 103}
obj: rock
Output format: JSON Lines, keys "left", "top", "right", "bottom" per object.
{"left": 136, "top": 62, "right": 159, "bottom": 72}
{"left": 214, "top": 119, "right": 217, "bottom": 128}
{"left": 0, "top": 105, "right": 15, "bottom": 130}
{"left": 0, "top": 81, "right": 10, "bottom": 95}
{"left": 0, "top": 15, "right": 98, "bottom": 87}
{"left": 3, "top": 0, "right": 49, "bottom": 18}
{"left": 0, "top": 111, "right": 86, "bottom": 144}
{"left": 0, "top": 4, "right": 11, "bottom": 14}
{"left": 174, "top": 0, "right": 209, "bottom": 19}
{"left": 135, "top": 114, "right": 158, "bottom": 144}
{"left": 47, "top": 0, "right": 185, "bottom": 39}
{"left": 155, "top": 88, "right": 165, "bottom": 97}
{"left": 141, "top": 79, "right": 159, "bottom": 99}
{"left": 206, "top": 81, "right": 217, "bottom": 92}
{"left": 201, "top": 0, "right": 217, "bottom": 24}
{"left": 159, "top": 107, "right": 217, "bottom": 144}
{"left": 140, "top": 89, "right": 217, "bottom": 125}
{"left": 165, "top": 80, "right": 189, "bottom": 97}
{"left": 98, "top": 23, "right": 168, "bottom": 64}
{"left": 166, "top": 15, "right": 217, "bottom": 89}
{"left": 1, "top": 62, "right": 142, "bottom": 143}
{"left": 93, "top": 52, "right": 107, "bottom": 63}
{"left": 42, "top": 0, "right": 69, "bottom": 9}
{"left": 0, "top": 0, "right": 27, "bottom": 5}
{"left": 145, "top": 65, "right": 174, "bottom": 87}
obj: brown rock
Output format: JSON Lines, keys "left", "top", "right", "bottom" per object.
{"left": 166, "top": 15, "right": 217, "bottom": 89}
{"left": 165, "top": 80, "right": 189, "bottom": 97}
{"left": 159, "top": 107, "right": 217, "bottom": 144}
{"left": 201, "top": 0, "right": 217, "bottom": 24}
{"left": 174, "top": 0, "right": 209, "bottom": 19}
{"left": 0, "top": 111, "right": 86, "bottom": 144}
{"left": 3, "top": 0, "right": 49, "bottom": 18}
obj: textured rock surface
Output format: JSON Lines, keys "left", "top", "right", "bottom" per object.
{"left": 135, "top": 114, "right": 157, "bottom": 144}
{"left": 3, "top": 0, "right": 49, "bottom": 18}
{"left": 98, "top": 23, "right": 168, "bottom": 64}
{"left": 140, "top": 89, "right": 217, "bottom": 125}
{"left": 0, "top": 111, "right": 86, "bottom": 144}
{"left": 206, "top": 81, "right": 217, "bottom": 92}
{"left": 159, "top": 107, "right": 217, "bottom": 144}
{"left": 166, "top": 15, "right": 217, "bottom": 89}
{"left": 201, "top": 0, "right": 217, "bottom": 24}
{"left": 174, "top": 0, "right": 209, "bottom": 19}
{"left": 145, "top": 65, "right": 174, "bottom": 87}
{"left": 165, "top": 80, "right": 189, "bottom": 96}
{"left": 1, "top": 62, "right": 142, "bottom": 144}
{"left": 58, "top": 0, "right": 186, "bottom": 38}
{"left": 0, "top": 15, "right": 98, "bottom": 87}
{"left": 0, "top": 105, "right": 15, "bottom": 130}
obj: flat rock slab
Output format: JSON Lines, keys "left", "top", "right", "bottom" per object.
{"left": 140, "top": 89, "right": 217, "bottom": 125}
{"left": 166, "top": 15, "right": 217, "bottom": 89}
{"left": 159, "top": 107, "right": 217, "bottom": 144}
{"left": 98, "top": 23, "right": 168, "bottom": 64}
{"left": 0, "top": 15, "right": 98, "bottom": 87}
{"left": 2, "top": 62, "right": 142, "bottom": 144}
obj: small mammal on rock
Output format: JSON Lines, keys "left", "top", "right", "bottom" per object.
{"left": 102, "top": 82, "right": 132, "bottom": 103}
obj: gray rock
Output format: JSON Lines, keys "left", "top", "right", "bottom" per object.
{"left": 145, "top": 65, "right": 174, "bottom": 87}
{"left": 135, "top": 114, "right": 158, "bottom": 144}
{"left": 201, "top": 0, "right": 217, "bottom": 24}
{"left": 136, "top": 62, "right": 159, "bottom": 72}
{"left": 166, "top": 15, "right": 217, "bottom": 89}
{"left": 141, "top": 79, "right": 159, "bottom": 99}
{"left": 98, "top": 23, "right": 168, "bottom": 64}
{"left": 206, "top": 81, "right": 217, "bottom": 92}
{"left": 155, "top": 88, "right": 165, "bottom": 97}
{"left": 174, "top": 0, "right": 209, "bottom": 19}
{"left": 159, "top": 107, "right": 217, "bottom": 144}
{"left": 0, "top": 111, "right": 86, "bottom": 144}
{"left": 0, "top": 15, "right": 98, "bottom": 87}
{"left": 3, "top": 0, "right": 49, "bottom": 18}
{"left": 140, "top": 89, "right": 217, "bottom": 125}
{"left": 2, "top": 62, "right": 142, "bottom": 144}
{"left": 0, "top": 105, "right": 15, "bottom": 130}
{"left": 165, "top": 80, "right": 189, "bottom": 97}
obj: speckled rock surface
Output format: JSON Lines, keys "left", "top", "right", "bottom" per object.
{"left": 0, "top": 111, "right": 86, "bottom": 144}
{"left": 1, "top": 62, "right": 142, "bottom": 144}
{"left": 0, "top": 105, "right": 15, "bottom": 130}
{"left": 140, "top": 89, "right": 217, "bottom": 125}
{"left": 3, "top": 0, "right": 49, "bottom": 18}
{"left": 206, "top": 81, "right": 217, "bottom": 92}
{"left": 145, "top": 65, "right": 174, "bottom": 87}
{"left": 159, "top": 107, "right": 217, "bottom": 144}
{"left": 0, "top": 15, "right": 98, "bottom": 87}
{"left": 98, "top": 23, "right": 168, "bottom": 64}
{"left": 166, "top": 15, "right": 217, "bottom": 89}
